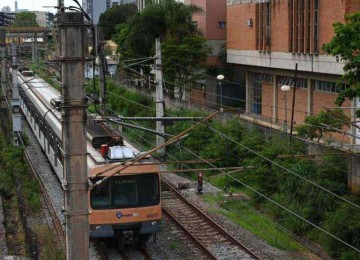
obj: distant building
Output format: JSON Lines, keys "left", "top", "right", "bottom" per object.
{"left": 1, "top": 6, "right": 11, "bottom": 13}
{"left": 0, "top": 12, "right": 15, "bottom": 27}
{"left": 31, "top": 11, "right": 54, "bottom": 28}
{"left": 82, "top": 0, "right": 137, "bottom": 24}
{"left": 183, "top": 0, "right": 228, "bottom": 107}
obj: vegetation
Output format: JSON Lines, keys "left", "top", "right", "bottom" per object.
{"left": 98, "top": 3, "right": 138, "bottom": 40}
{"left": 162, "top": 36, "right": 208, "bottom": 99}
{"left": 113, "top": 0, "right": 207, "bottom": 96}
{"left": 12, "top": 12, "right": 38, "bottom": 27}
{"left": 0, "top": 136, "right": 41, "bottom": 212}
{"left": 30, "top": 63, "right": 61, "bottom": 91}
{"left": 296, "top": 108, "right": 351, "bottom": 142}
{"left": 34, "top": 225, "right": 64, "bottom": 260}
{"left": 100, "top": 83, "right": 360, "bottom": 257}
{"left": 323, "top": 12, "right": 360, "bottom": 117}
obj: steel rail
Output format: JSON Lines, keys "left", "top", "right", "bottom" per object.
{"left": 161, "top": 179, "right": 260, "bottom": 260}
{"left": 139, "top": 246, "right": 153, "bottom": 260}
{"left": 23, "top": 148, "right": 65, "bottom": 249}
{"left": 162, "top": 207, "right": 218, "bottom": 260}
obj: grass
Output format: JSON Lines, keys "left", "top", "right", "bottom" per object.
{"left": 203, "top": 193, "right": 302, "bottom": 252}
{"left": 30, "top": 64, "right": 61, "bottom": 91}
{"left": 3, "top": 196, "right": 27, "bottom": 256}
{"left": 33, "top": 225, "right": 64, "bottom": 260}
{"left": 169, "top": 241, "right": 179, "bottom": 250}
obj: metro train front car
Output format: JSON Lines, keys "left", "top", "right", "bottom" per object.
{"left": 88, "top": 160, "right": 162, "bottom": 247}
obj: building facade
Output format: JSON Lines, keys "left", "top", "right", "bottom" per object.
{"left": 1, "top": 6, "right": 11, "bottom": 13}
{"left": 83, "top": 0, "right": 137, "bottom": 24}
{"left": 0, "top": 12, "right": 15, "bottom": 27}
{"left": 31, "top": 11, "right": 54, "bottom": 28}
{"left": 227, "top": 0, "right": 360, "bottom": 144}
{"left": 136, "top": 0, "right": 161, "bottom": 12}
{"left": 184, "top": 0, "right": 227, "bottom": 107}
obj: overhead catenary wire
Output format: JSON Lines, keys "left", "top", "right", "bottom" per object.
{"left": 103, "top": 77, "right": 360, "bottom": 203}
{"left": 177, "top": 144, "right": 360, "bottom": 254}
{"left": 115, "top": 115, "right": 357, "bottom": 256}
{"left": 117, "top": 54, "right": 357, "bottom": 131}
{"left": 110, "top": 72, "right": 358, "bottom": 156}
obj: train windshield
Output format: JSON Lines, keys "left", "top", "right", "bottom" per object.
{"left": 90, "top": 174, "right": 160, "bottom": 209}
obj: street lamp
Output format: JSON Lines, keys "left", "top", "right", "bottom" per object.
{"left": 217, "top": 74, "right": 224, "bottom": 112}
{"left": 281, "top": 85, "right": 290, "bottom": 133}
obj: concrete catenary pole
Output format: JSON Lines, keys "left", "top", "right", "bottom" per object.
{"left": 11, "top": 42, "right": 21, "bottom": 139}
{"left": 155, "top": 38, "right": 165, "bottom": 155}
{"left": 0, "top": 29, "right": 6, "bottom": 100}
{"left": 58, "top": 12, "right": 89, "bottom": 260}
{"left": 97, "top": 27, "right": 107, "bottom": 115}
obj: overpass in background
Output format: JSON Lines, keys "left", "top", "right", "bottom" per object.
{"left": 2, "top": 26, "right": 47, "bottom": 38}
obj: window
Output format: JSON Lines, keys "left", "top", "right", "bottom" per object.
{"left": 315, "top": 80, "right": 349, "bottom": 93}
{"left": 313, "top": 0, "right": 319, "bottom": 53}
{"left": 218, "top": 21, "right": 226, "bottom": 28}
{"left": 91, "top": 174, "right": 160, "bottom": 209}
{"left": 289, "top": 0, "right": 319, "bottom": 53}
{"left": 254, "top": 73, "right": 273, "bottom": 84}
{"left": 256, "top": 2, "right": 271, "bottom": 51}
{"left": 278, "top": 76, "right": 307, "bottom": 88}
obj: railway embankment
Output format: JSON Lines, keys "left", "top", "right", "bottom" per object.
{"left": 0, "top": 112, "right": 63, "bottom": 259}
{"left": 0, "top": 196, "right": 8, "bottom": 256}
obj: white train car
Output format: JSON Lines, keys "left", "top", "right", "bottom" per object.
{"left": 17, "top": 70, "right": 162, "bottom": 246}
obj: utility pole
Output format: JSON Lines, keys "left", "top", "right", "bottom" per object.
{"left": 0, "top": 29, "right": 6, "bottom": 106}
{"left": 155, "top": 38, "right": 165, "bottom": 155}
{"left": 97, "top": 27, "right": 107, "bottom": 115}
{"left": 35, "top": 33, "right": 38, "bottom": 63}
{"left": 32, "top": 36, "right": 35, "bottom": 62}
{"left": 58, "top": 12, "right": 89, "bottom": 260}
{"left": 11, "top": 42, "right": 21, "bottom": 144}
{"left": 290, "top": 63, "right": 298, "bottom": 136}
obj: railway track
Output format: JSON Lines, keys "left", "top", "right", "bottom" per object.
{"left": 94, "top": 239, "right": 152, "bottom": 260}
{"left": 161, "top": 179, "right": 260, "bottom": 260}
{"left": 23, "top": 143, "right": 65, "bottom": 249}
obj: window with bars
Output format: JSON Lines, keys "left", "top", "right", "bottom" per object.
{"left": 289, "top": 0, "right": 319, "bottom": 53}
{"left": 256, "top": 2, "right": 271, "bottom": 51}
{"left": 314, "top": 80, "right": 349, "bottom": 93}
{"left": 254, "top": 73, "right": 273, "bottom": 84}
{"left": 278, "top": 76, "right": 307, "bottom": 88}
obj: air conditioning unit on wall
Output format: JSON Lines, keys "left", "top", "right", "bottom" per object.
{"left": 246, "top": 19, "right": 253, "bottom": 27}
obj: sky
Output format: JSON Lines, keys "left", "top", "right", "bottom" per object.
{"left": 1, "top": 0, "right": 73, "bottom": 13}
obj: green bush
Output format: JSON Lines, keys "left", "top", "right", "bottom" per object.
{"left": 83, "top": 75, "right": 359, "bottom": 257}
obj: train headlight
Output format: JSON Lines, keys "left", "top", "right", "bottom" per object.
{"left": 151, "top": 221, "right": 157, "bottom": 226}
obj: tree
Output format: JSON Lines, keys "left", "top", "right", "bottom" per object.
{"left": 98, "top": 3, "right": 137, "bottom": 40}
{"left": 115, "top": 0, "right": 203, "bottom": 56}
{"left": 295, "top": 109, "right": 351, "bottom": 142}
{"left": 162, "top": 36, "right": 209, "bottom": 99}
{"left": 12, "top": 12, "right": 38, "bottom": 27}
{"left": 323, "top": 12, "right": 360, "bottom": 117}
{"left": 114, "top": 0, "right": 206, "bottom": 94}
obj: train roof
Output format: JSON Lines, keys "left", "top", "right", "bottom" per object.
{"left": 89, "top": 162, "right": 159, "bottom": 178}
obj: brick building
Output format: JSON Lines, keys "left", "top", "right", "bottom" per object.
{"left": 184, "top": 0, "right": 227, "bottom": 106}
{"left": 227, "top": 0, "right": 360, "bottom": 145}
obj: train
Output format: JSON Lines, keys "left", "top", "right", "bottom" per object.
{"left": 16, "top": 68, "right": 162, "bottom": 248}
